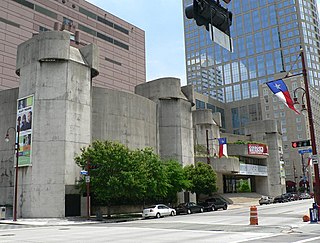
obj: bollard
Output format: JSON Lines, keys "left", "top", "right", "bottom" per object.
{"left": 250, "top": 206, "right": 258, "bottom": 225}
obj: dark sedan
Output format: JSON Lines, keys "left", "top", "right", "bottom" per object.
{"left": 198, "top": 197, "right": 228, "bottom": 211}
{"left": 273, "top": 194, "right": 289, "bottom": 203}
{"left": 175, "top": 202, "right": 204, "bottom": 214}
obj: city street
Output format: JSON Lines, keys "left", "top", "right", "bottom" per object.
{"left": 1, "top": 199, "right": 320, "bottom": 242}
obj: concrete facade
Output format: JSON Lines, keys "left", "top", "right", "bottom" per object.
{"left": 14, "top": 31, "right": 98, "bottom": 217}
{"left": 92, "top": 87, "right": 157, "bottom": 150}
{"left": 0, "top": 31, "right": 287, "bottom": 218}
{"left": 0, "top": 31, "right": 197, "bottom": 217}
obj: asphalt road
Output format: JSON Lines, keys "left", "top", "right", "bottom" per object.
{"left": 0, "top": 199, "right": 319, "bottom": 242}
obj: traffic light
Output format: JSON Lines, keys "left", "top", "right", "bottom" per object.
{"left": 291, "top": 140, "right": 311, "bottom": 148}
{"left": 185, "top": 0, "right": 232, "bottom": 36}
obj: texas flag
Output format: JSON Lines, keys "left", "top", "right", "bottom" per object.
{"left": 218, "top": 138, "right": 228, "bottom": 158}
{"left": 266, "top": 79, "right": 300, "bottom": 114}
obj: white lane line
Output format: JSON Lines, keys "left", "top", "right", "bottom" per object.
{"left": 293, "top": 235, "right": 320, "bottom": 243}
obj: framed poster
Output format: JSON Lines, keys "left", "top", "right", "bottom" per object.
{"left": 17, "top": 95, "right": 34, "bottom": 166}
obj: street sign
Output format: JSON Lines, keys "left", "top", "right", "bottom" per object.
{"left": 80, "top": 170, "right": 88, "bottom": 176}
{"left": 312, "top": 154, "right": 318, "bottom": 164}
{"left": 85, "top": 176, "right": 90, "bottom": 183}
{"left": 298, "top": 148, "right": 313, "bottom": 154}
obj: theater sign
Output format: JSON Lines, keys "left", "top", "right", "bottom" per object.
{"left": 247, "top": 144, "right": 269, "bottom": 158}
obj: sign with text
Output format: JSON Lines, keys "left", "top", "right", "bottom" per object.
{"left": 248, "top": 144, "right": 268, "bottom": 156}
{"left": 17, "top": 95, "right": 34, "bottom": 167}
{"left": 298, "top": 148, "right": 312, "bottom": 154}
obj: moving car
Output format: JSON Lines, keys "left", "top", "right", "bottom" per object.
{"left": 175, "top": 202, "right": 204, "bottom": 214}
{"left": 142, "top": 204, "right": 176, "bottom": 219}
{"left": 259, "top": 196, "right": 273, "bottom": 205}
{"left": 199, "top": 197, "right": 228, "bottom": 211}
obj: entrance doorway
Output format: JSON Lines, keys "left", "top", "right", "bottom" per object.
{"left": 223, "top": 175, "right": 256, "bottom": 193}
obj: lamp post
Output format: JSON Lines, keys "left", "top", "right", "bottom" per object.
{"left": 292, "top": 49, "right": 320, "bottom": 205}
{"left": 206, "top": 130, "right": 218, "bottom": 164}
{"left": 4, "top": 117, "right": 21, "bottom": 221}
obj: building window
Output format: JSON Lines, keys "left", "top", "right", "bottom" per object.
{"left": 63, "top": 17, "right": 73, "bottom": 26}
{"left": 196, "top": 99, "right": 205, "bottom": 109}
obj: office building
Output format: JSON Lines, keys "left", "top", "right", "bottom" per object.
{"left": 0, "top": 0, "right": 145, "bottom": 92}
{"left": 182, "top": 0, "right": 320, "bottom": 190}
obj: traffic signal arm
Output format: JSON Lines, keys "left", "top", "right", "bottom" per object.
{"left": 185, "top": 0, "right": 232, "bottom": 35}
{"left": 291, "top": 140, "right": 311, "bottom": 148}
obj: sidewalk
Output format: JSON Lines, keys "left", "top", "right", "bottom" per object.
{"left": 223, "top": 193, "right": 261, "bottom": 209}
{"left": 0, "top": 194, "right": 261, "bottom": 226}
{"left": 0, "top": 215, "right": 142, "bottom": 226}
{"left": 0, "top": 217, "right": 100, "bottom": 226}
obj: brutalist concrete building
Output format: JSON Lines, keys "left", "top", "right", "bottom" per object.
{"left": 0, "top": 31, "right": 285, "bottom": 218}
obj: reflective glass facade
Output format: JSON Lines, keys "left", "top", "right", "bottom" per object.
{"left": 183, "top": 0, "right": 320, "bottom": 134}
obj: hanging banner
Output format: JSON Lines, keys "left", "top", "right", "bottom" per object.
{"left": 17, "top": 95, "right": 33, "bottom": 166}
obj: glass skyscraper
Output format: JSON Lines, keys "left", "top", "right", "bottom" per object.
{"left": 183, "top": 0, "right": 320, "bottom": 133}
{"left": 183, "top": 0, "right": 320, "bottom": 188}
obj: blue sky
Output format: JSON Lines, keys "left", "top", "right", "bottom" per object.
{"left": 87, "top": 0, "right": 187, "bottom": 85}
{"left": 87, "top": 1, "right": 320, "bottom": 87}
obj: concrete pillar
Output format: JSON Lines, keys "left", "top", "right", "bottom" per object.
{"left": 15, "top": 31, "right": 99, "bottom": 217}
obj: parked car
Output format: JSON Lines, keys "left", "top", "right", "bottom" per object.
{"left": 273, "top": 194, "right": 289, "bottom": 203}
{"left": 199, "top": 197, "right": 228, "bottom": 211}
{"left": 299, "top": 192, "right": 311, "bottom": 200}
{"left": 175, "top": 202, "right": 204, "bottom": 214}
{"left": 259, "top": 196, "right": 273, "bottom": 205}
{"left": 282, "top": 193, "right": 299, "bottom": 201}
{"left": 142, "top": 204, "right": 176, "bottom": 219}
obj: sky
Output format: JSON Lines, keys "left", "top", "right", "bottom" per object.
{"left": 87, "top": 0, "right": 320, "bottom": 87}
{"left": 87, "top": 0, "right": 187, "bottom": 85}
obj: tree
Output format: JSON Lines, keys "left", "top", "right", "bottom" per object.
{"left": 130, "top": 147, "right": 169, "bottom": 204}
{"left": 163, "top": 159, "right": 191, "bottom": 203}
{"left": 75, "top": 140, "right": 133, "bottom": 207}
{"left": 184, "top": 162, "right": 217, "bottom": 201}
{"left": 74, "top": 141, "right": 170, "bottom": 211}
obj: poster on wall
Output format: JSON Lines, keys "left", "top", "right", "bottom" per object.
{"left": 17, "top": 95, "right": 33, "bottom": 166}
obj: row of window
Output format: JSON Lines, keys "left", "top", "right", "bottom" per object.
{"left": 78, "top": 24, "right": 129, "bottom": 50}
{"left": 78, "top": 7, "right": 129, "bottom": 35}
{"left": 13, "top": 0, "right": 129, "bottom": 50}
{"left": 0, "top": 16, "right": 20, "bottom": 28}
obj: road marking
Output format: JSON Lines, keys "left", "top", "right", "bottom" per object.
{"left": 231, "top": 233, "right": 283, "bottom": 243}
{"left": 293, "top": 235, "right": 320, "bottom": 243}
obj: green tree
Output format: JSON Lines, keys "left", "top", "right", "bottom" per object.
{"left": 163, "top": 159, "right": 191, "bottom": 203}
{"left": 74, "top": 141, "right": 170, "bottom": 213}
{"left": 184, "top": 162, "right": 217, "bottom": 201}
{"left": 130, "top": 147, "right": 169, "bottom": 204}
{"left": 75, "top": 140, "right": 133, "bottom": 207}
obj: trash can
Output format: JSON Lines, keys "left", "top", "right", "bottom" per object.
{"left": 309, "top": 207, "right": 318, "bottom": 223}
{"left": 0, "top": 207, "right": 5, "bottom": 220}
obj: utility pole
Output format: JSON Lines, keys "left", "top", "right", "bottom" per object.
{"left": 206, "top": 130, "right": 210, "bottom": 164}
{"left": 301, "top": 49, "right": 320, "bottom": 204}
{"left": 86, "top": 159, "right": 90, "bottom": 219}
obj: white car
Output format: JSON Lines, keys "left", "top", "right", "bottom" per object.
{"left": 142, "top": 204, "right": 176, "bottom": 219}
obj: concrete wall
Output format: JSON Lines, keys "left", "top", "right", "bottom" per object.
{"left": 135, "top": 78, "right": 194, "bottom": 167}
{"left": 135, "top": 78, "right": 195, "bottom": 203}
{"left": 245, "top": 120, "right": 286, "bottom": 196}
{"left": 14, "top": 31, "right": 98, "bottom": 217}
{"left": 0, "top": 88, "right": 19, "bottom": 212}
{"left": 92, "top": 87, "right": 157, "bottom": 150}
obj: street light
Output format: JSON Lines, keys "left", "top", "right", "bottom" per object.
{"left": 292, "top": 49, "right": 320, "bottom": 205}
{"left": 4, "top": 117, "right": 20, "bottom": 221}
{"left": 293, "top": 87, "right": 308, "bottom": 116}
